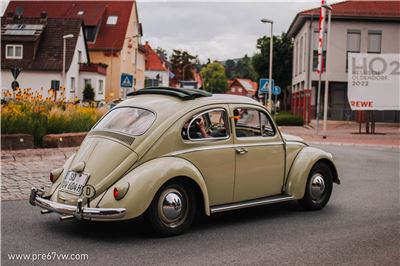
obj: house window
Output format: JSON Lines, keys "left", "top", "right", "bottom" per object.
{"left": 313, "top": 31, "right": 327, "bottom": 71}
{"left": 299, "top": 36, "right": 303, "bottom": 74}
{"left": 5, "top": 44, "right": 23, "bottom": 59}
{"left": 70, "top": 77, "right": 75, "bottom": 93}
{"left": 85, "top": 26, "right": 97, "bottom": 42}
{"left": 368, "top": 31, "right": 381, "bottom": 54}
{"left": 78, "top": 50, "right": 82, "bottom": 64}
{"left": 98, "top": 80, "right": 104, "bottom": 95}
{"left": 232, "top": 87, "right": 236, "bottom": 93}
{"left": 238, "top": 88, "right": 243, "bottom": 93}
{"left": 106, "top": 16, "right": 118, "bottom": 25}
{"left": 84, "top": 79, "right": 92, "bottom": 88}
{"left": 346, "top": 30, "right": 361, "bottom": 71}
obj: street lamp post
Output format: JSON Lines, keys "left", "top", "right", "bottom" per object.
{"left": 261, "top": 19, "right": 274, "bottom": 112}
{"left": 322, "top": 4, "right": 332, "bottom": 136}
{"left": 62, "top": 34, "right": 74, "bottom": 99}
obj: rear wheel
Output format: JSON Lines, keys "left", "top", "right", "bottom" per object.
{"left": 299, "top": 162, "right": 333, "bottom": 211}
{"left": 144, "top": 182, "right": 196, "bottom": 236}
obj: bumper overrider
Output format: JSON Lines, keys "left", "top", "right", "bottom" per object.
{"left": 29, "top": 187, "right": 126, "bottom": 220}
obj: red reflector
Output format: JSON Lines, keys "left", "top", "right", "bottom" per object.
{"left": 50, "top": 173, "right": 54, "bottom": 183}
{"left": 113, "top": 187, "right": 119, "bottom": 199}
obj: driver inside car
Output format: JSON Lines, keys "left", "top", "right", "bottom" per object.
{"left": 182, "top": 117, "right": 209, "bottom": 140}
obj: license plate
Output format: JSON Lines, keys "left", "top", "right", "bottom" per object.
{"left": 59, "top": 171, "right": 89, "bottom": 195}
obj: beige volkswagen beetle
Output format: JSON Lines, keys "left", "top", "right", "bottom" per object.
{"left": 30, "top": 87, "right": 340, "bottom": 236}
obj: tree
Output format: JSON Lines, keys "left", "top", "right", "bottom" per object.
{"left": 252, "top": 32, "right": 293, "bottom": 110}
{"left": 83, "top": 83, "right": 95, "bottom": 101}
{"left": 170, "top": 49, "right": 197, "bottom": 81}
{"left": 252, "top": 32, "right": 293, "bottom": 98}
{"left": 200, "top": 61, "right": 228, "bottom": 94}
{"left": 155, "top": 47, "right": 168, "bottom": 62}
{"left": 224, "top": 59, "right": 236, "bottom": 80}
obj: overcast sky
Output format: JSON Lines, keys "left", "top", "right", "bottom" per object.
{"left": 1, "top": 0, "right": 342, "bottom": 62}
{"left": 137, "top": 0, "right": 333, "bottom": 62}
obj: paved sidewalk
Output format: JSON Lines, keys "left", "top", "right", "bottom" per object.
{"left": 280, "top": 122, "right": 400, "bottom": 148}
{"left": 1, "top": 147, "right": 78, "bottom": 201}
{"left": 1, "top": 123, "right": 398, "bottom": 201}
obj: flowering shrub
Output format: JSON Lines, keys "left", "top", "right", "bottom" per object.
{"left": 1, "top": 88, "right": 106, "bottom": 146}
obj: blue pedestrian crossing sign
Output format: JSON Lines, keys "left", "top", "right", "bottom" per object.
{"left": 120, "top": 73, "right": 133, "bottom": 88}
{"left": 272, "top": 86, "right": 281, "bottom": 96}
{"left": 259, "top": 79, "right": 274, "bottom": 93}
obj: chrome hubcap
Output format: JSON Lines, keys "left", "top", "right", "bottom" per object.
{"left": 310, "top": 174, "right": 326, "bottom": 201}
{"left": 158, "top": 188, "right": 187, "bottom": 228}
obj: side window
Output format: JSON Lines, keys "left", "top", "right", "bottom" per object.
{"left": 182, "top": 109, "right": 229, "bottom": 141}
{"left": 234, "top": 108, "right": 275, "bottom": 138}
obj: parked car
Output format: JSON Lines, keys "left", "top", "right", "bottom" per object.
{"left": 30, "top": 87, "right": 340, "bottom": 236}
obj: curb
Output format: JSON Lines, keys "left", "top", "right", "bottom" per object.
{"left": 308, "top": 141, "right": 400, "bottom": 149}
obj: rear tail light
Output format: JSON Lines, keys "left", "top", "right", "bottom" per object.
{"left": 49, "top": 168, "right": 64, "bottom": 183}
{"left": 113, "top": 187, "right": 119, "bottom": 199}
{"left": 113, "top": 182, "right": 130, "bottom": 200}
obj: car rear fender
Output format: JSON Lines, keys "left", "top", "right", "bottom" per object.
{"left": 98, "top": 157, "right": 210, "bottom": 220}
{"left": 285, "top": 147, "right": 337, "bottom": 199}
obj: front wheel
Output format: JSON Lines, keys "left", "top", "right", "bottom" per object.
{"left": 298, "top": 162, "right": 333, "bottom": 211}
{"left": 144, "top": 182, "right": 196, "bottom": 236}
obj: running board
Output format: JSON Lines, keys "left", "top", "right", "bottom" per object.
{"left": 210, "top": 194, "right": 294, "bottom": 214}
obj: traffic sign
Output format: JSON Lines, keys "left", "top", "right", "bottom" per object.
{"left": 259, "top": 79, "right": 274, "bottom": 93}
{"left": 11, "top": 67, "right": 22, "bottom": 80}
{"left": 11, "top": 81, "right": 19, "bottom": 91}
{"left": 120, "top": 73, "right": 133, "bottom": 88}
{"left": 272, "top": 86, "right": 281, "bottom": 96}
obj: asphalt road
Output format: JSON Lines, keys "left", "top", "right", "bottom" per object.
{"left": 2, "top": 145, "right": 399, "bottom": 266}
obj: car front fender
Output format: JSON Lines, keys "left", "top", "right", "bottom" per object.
{"left": 285, "top": 147, "right": 338, "bottom": 199}
{"left": 98, "top": 156, "right": 210, "bottom": 220}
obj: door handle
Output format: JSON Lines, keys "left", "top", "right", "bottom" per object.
{"left": 236, "top": 147, "right": 248, "bottom": 155}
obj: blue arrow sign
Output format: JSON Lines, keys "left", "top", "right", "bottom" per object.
{"left": 272, "top": 86, "right": 281, "bottom": 96}
{"left": 259, "top": 78, "right": 274, "bottom": 93}
{"left": 120, "top": 73, "right": 133, "bottom": 88}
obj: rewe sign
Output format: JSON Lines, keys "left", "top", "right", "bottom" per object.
{"left": 347, "top": 53, "right": 400, "bottom": 110}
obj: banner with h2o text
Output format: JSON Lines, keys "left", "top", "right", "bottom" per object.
{"left": 347, "top": 53, "right": 400, "bottom": 110}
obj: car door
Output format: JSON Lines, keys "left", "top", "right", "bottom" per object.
{"left": 230, "top": 104, "right": 285, "bottom": 202}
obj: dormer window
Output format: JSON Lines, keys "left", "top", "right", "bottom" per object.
{"left": 106, "top": 16, "right": 118, "bottom": 25}
{"left": 6, "top": 44, "right": 23, "bottom": 59}
{"left": 85, "top": 26, "right": 97, "bottom": 42}
{"left": 77, "top": 11, "right": 84, "bottom": 15}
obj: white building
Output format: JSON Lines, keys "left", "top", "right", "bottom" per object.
{"left": 143, "top": 41, "right": 170, "bottom": 87}
{"left": 1, "top": 13, "right": 106, "bottom": 102}
{"left": 287, "top": 0, "right": 400, "bottom": 122}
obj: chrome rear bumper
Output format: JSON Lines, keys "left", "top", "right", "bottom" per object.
{"left": 29, "top": 187, "right": 126, "bottom": 220}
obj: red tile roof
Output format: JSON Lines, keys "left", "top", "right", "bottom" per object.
{"left": 143, "top": 41, "right": 167, "bottom": 71}
{"left": 230, "top": 79, "right": 258, "bottom": 92}
{"left": 288, "top": 1, "right": 400, "bottom": 37}
{"left": 302, "top": 0, "right": 400, "bottom": 17}
{"left": 1, "top": 17, "right": 83, "bottom": 71}
{"left": 5, "top": 0, "right": 136, "bottom": 51}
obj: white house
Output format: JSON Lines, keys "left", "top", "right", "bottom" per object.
{"left": 1, "top": 12, "right": 106, "bottom": 102}
{"left": 143, "top": 41, "right": 170, "bottom": 87}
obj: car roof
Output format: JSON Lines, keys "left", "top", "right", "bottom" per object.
{"left": 118, "top": 93, "right": 263, "bottom": 116}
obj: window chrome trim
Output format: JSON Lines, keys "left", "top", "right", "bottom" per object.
{"left": 185, "top": 108, "right": 230, "bottom": 142}
{"left": 169, "top": 141, "right": 284, "bottom": 156}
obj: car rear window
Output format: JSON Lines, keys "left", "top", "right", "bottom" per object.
{"left": 94, "top": 107, "right": 155, "bottom": 135}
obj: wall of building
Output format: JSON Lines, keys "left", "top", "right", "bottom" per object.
{"left": 79, "top": 72, "right": 106, "bottom": 101}
{"left": 65, "top": 27, "right": 89, "bottom": 101}
{"left": 145, "top": 70, "right": 169, "bottom": 87}
{"left": 89, "top": 5, "right": 144, "bottom": 101}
